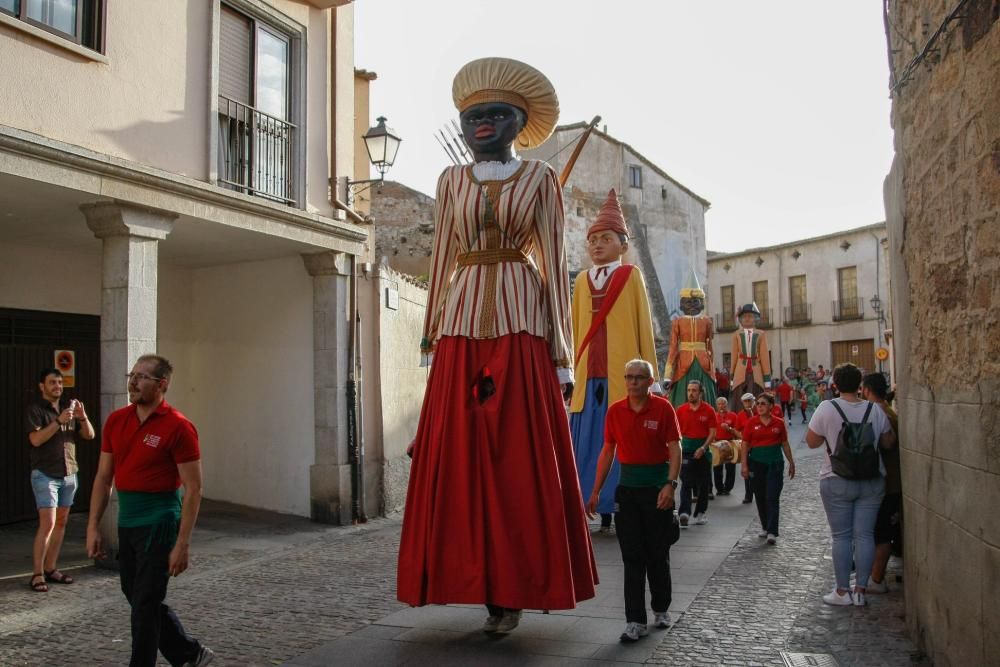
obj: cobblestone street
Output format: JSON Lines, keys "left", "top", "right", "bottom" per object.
{"left": 0, "top": 429, "right": 928, "bottom": 666}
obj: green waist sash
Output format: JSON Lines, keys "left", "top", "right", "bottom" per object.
{"left": 619, "top": 463, "right": 670, "bottom": 488}
{"left": 748, "top": 443, "right": 784, "bottom": 464}
{"left": 117, "top": 489, "right": 181, "bottom": 528}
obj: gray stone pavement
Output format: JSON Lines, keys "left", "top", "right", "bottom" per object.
{"left": 0, "top": 421, "right": 929, "bottom": 666}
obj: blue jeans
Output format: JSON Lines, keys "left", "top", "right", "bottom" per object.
{"left": 748, "top": 459, "right": 783, "bottom": 535}
{"left": 820, "top": 476, "right": 885, "bottom": 590}
{"left": 30, "top": 470, "right": 78, "bottom": 509}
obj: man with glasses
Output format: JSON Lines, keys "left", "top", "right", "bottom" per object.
{"left": 587, "top": 359, "right": 681, "bottom": 643}
{"left": 675, "top": 380, "right": 718, "bottom": 526}
{"left": 87, "top": 355, "right": 214, "bottom": 667}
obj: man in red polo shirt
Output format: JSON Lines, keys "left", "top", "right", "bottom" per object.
{"left": 87, "top": 355, "right": 214, "bottom": 667}
{"left": 675, "top": 380, "right": 718, "bottom": 526}
{"left": 734, "top": 392, "right": 757, "bottom": 504}
{"left": 776, "top": 378, "right": 794, "bottom": 423}
{"left": 588, "top": 359, "right": 681, "bottom": 643}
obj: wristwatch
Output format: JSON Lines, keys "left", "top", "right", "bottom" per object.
{"left": 668, "top": 479, "right": 679, "bottom": 489}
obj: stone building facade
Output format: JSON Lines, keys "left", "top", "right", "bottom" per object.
{"left": 369, "top": 181, "right": 436, "bottom": 278}
{"left": 882, "top": 3, "right": 999, "bottom": 665}
{"left": 706, "top": 223, "right": 892, "bottom": 380}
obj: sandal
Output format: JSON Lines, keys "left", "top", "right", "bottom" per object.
{"left": 29, "top": 574, "right": 48, "bottom": 592}
{"left": 44, "top": 569, "right": 74, "bottom": 585}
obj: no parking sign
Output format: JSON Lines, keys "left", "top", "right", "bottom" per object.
{"left": 55, "top": 350, "right": 76, "bottom": 388}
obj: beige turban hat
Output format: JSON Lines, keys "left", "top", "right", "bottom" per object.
{"left": 452, "top": 57, "right": 559, "bottom": 150}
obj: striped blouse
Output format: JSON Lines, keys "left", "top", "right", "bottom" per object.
{"left": 421, "top": 160, "right": 573, "bottom": 371}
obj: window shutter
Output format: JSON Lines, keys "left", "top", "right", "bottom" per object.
{"left": 220, "top": 5, "right": 252, "bottom": 104}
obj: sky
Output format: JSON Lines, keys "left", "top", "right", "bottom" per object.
{"left": 354, "top": 1, "right": 895, "bottom": 253}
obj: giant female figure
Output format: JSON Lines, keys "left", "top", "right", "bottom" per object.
{"left": 397, "top": 58, "right": 598, "bottom": 632}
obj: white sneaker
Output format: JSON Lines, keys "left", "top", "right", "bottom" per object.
{"left": 482, "top": 614, "right": 503, "bottom": 633}
{"left": 694, "top": 513, "right": 708, "bottom": 525}
{"left": 866, "top": 579, "right": 888, "bottom": 594}
{"left": 822, "top": 589, "right": 853, "bottom": 606}
{"left": 598, "top": 525, "right": 615, "bottom": 536}
{"left": 183, "top": 647, "right": 215, "bottom": 667}
{"left": 757, "top": 530, "right": 768, "bottom": 539}
{"left": 679, "top": 513, "right": 689, "bottom": 528}
{"left": 495, "top": 610, "right": 522, "bottom": 633}
{"left": 619, "top": 621, "right": 649, "bottom": 642}
{"left": 653, "top": 612, "right": 671, "bottom": 629}
{"left": 853, "top": 591, "right": 866, "bottom": 607}
{"left": 766, "top": 534, "right": 777, "bottom": 545}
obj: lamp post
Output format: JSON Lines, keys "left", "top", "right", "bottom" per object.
{"left": 347, "top": 116, "right": 402, "bottom": 205}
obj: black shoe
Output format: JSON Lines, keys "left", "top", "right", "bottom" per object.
{"left": 742, "top": 497, "right": 753, "bottom": 504}
{"left": 708, "top": 492, "right": 715, "bottom": 500}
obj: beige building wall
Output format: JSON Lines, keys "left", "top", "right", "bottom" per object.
{"left": 0, "top": 243, "right": 102, "bottom": 315}
{"left": 158, "top": 256, "right": 316, "bottom": 516}
{"left": 707, "top": 224, "right": 891, "bottom": 377}
{"left": 883, "top": 5, "right": 1000, "bottom": 666}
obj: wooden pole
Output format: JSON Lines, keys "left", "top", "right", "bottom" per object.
{"left": 559, "top": 115, "right": 602, "bottom": 187}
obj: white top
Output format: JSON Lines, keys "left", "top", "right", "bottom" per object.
{"left": 471, "top": 158, "right": 523, "bottom": 181}
{"left": 808, "top": 397, "right": 891, "bottom": 480}
{"left": 588, "top": 260, "right": 622, "bottom": 291}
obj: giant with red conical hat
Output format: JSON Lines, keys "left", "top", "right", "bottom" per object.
{"left": 587, "top": 189, "right": 630, "bottom": 238}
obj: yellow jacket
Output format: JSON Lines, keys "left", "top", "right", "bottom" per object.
{"left": 570, "top": 267, "right": 658, "bottom": 413}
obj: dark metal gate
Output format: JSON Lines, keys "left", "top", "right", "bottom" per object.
{"left": 0, "top": 308, "right": 100, "bottom": 524}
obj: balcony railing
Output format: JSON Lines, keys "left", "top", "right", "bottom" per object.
{"left": 757, "top": 308, "right": 774, "bottom": 329}
{"left": 715, "top": 314, "right": 738, "bottom": 333}
{"left": 218, "top": 96, "right": 296, "bottom": 206}
{"left": 783, "top": 303, "right": 812, "bottom": 327}
{"left": 832, "top": 298, "right": 865, "bottom": 322}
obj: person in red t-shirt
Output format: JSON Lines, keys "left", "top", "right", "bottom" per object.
{"left": 86, "top": 355, "right": 212, "bottom": 666}
{"left": 741, "top": 393, "right": 796, "bottom": 545}
{"left": 776, "top": 378, "right": 794, "bottom": 422}
{"left": 674, "top": 380, "right": 718, "bottom": 526}
{"left": 713, "top": 397, "right": 740, "bottom": 496}
{"left": 734, "top": 393, "right": 756, "bottom": 503}
{"left": 588, "top": 359, "right": 681, "bottom": 643}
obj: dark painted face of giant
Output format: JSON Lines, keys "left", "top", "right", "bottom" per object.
{"left": 460, "top": 102, "right": 526, "bottom": 156}
{"left": 680, "top": 296, "right": 704, "bottom": 316}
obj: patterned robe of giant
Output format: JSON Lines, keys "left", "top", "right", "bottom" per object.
{"left": 665, "top": 315, "right": 717, "bottom": 408}
{"left": 729, "top": 309, "right": 771, "bottom": 411}
{"left": 569, "top": 248, "right": 658, "bottom": 515}
{"left": 398, "top": 58, "right": 597, "bottom": 611}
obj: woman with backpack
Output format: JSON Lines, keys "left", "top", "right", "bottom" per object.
{"left": 806, "top": 363, "right": 896, "bottom": 607}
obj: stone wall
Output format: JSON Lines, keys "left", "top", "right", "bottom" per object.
{"left": 883, "top": 3, "right": 1000, "bottom": 666}
{"left": 370, "top": 181, "right": 435, "bottom": 278}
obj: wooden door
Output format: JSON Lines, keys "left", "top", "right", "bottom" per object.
{"left": 830, "top": 339, "right": 876, "bottom": 375}
{"left": 0, "top": 308, "right": 100, "bottom": 524}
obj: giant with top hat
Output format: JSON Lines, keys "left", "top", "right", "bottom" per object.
{"left": 452, "top": 57, "right": 559, "bottom": 150}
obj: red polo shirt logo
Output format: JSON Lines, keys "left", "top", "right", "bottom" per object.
{"left": 143, "top": 433, "right": 162, "bottom": 448}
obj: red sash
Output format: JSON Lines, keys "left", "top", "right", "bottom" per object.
{"left": 574, "top": 265, "right": 634, "bottom": 367}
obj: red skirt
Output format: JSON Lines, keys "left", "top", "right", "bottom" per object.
{"left": 397, "top": 334, "right": 598, "bottom": 610}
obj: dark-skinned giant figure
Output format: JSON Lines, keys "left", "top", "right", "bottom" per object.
{"left": 397, "top": 58, "right": 598, "bottom": 635}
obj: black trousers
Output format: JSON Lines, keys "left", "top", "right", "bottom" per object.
{"left": 679, "top": 453, "right": 711, "bottom": 517}
{"left": 748, "top": 459, "right": 785, "bottom": 536}
{"left": 119, "top": 525, "right": 201, "bottom": 667}
{"left": 713, "top": 462, "right": 737, "bottom": 493}
{"left": 614, "top": 485, "right": 675, "bottom": 624}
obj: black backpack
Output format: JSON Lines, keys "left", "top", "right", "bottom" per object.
{"left": 826, "top": 401, "right": 880, "bottom": 480}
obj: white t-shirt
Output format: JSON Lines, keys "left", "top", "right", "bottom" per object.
{"left": 808, "top": 397, "right": 891, "bottom": 480}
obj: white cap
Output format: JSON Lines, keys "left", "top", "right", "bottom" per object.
{"left": 741, "top": 392, "right": 755, "bottom": 402}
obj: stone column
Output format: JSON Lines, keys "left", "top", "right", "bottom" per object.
{"left": 302, "top": 251, "right": 353, "bottom": 525}
{"left": 82, "top": 201, "right": 175, "bottom": 566}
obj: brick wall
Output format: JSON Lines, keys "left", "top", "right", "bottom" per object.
{"left": 884, "top": 2, "right": 999, "bottom": 665}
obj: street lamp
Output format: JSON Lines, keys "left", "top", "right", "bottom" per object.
{"left": 347, "top": 116, "right": 402, "bottom": 204}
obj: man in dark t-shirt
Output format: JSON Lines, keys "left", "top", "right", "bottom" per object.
{"left": 25, "top": 368, "right": 95, "bottom": 592}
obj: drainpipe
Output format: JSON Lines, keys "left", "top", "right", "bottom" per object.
{"left": 870, "top": 231, "right": 884, "bottom": 372}
{"left": 777, "top": 251, "right": 784, "bottom": 379}
{"left": 345, "top": 253, "right": 368, "bottom": 523}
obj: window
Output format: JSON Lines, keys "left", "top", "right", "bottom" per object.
{"left": 720, "top": 285, "right": 735, "bottom": 328}
{"left": 722, "top": 352, "right": 731, "bottom": 370}
{"left": 752, "top": 280, "right": 769, "bottom": 325}
{"left": 218, "top": 3, "right": 297, "bottom": 205}
{"left": 790, "top": 349, "right": 808, "bottom": 371}
{"left": 836, "top": 266, "right": 860, "bottom": 319}
{"left": 786, "top": 275, "right": 810, "bottom": 325}
{"left": 0, "top": 0, "right": 104, "bottom": 51}
{"left": 628, "top": 165, "right": 642, "bottom": 188}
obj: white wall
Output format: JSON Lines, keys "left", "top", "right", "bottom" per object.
{"left": 0, "top": 243, "right": 101, "bottom": 315}
{"left": 161, "top": 255, "right": 315, "bottom": 516}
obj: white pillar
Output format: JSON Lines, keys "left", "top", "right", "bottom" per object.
{"left": 82, "top": 201, "right": 175, "bottom": 565}
{"left": 302, "top": 251, "right": 353, "bottom": 525}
